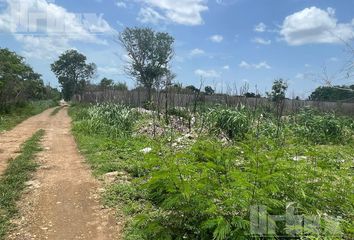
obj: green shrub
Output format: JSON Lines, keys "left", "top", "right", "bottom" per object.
{"left": 167, "top": 107, "right": 191, "bottom": 120}
{"left": 73, "top": 103, "right": 137, "bottom": 137}
{"left": 208, "top": 106, "right": 251, "bottom": 140}
{"left": 293, "top": 108, "right": 349, "bottom": 144}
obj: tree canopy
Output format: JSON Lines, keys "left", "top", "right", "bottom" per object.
{"left": 267, "top": 79, "right": 288, "bottom": 103}
{"left": 119, "top": 27, "right": 174, "bottom": 100}
{"left": 205, "top": 86, "right": 215, "bottom": 95}
{"left": 309, "top": 85, "right": 354, "bottom": 102}
{"left": 0, "top": 48, "right": 59, "bottom": 112}
{"left": 51, "top": 50, "right": 96, "bottom": 101}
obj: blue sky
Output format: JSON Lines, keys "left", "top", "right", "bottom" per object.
{"left": 0, "top": 0, "right": 354, "bottom": 98}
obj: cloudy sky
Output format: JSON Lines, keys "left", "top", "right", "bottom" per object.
{"left": 0, "top": 0, "right": 354, "bottom": 98}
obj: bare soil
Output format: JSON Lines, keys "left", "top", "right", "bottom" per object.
{"left": 0, "top": 108, "right": 53, "bottom": 176}
{"left": 4, "top": 107, "right": 121, "bottom": 240}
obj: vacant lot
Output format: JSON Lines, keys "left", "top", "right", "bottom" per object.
{"left": 70, "top": 103, "right": 354, "bottom": 239}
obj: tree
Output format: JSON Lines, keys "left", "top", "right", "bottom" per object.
{"left": 244, "top": 92, "right": 261, "bottom": 98}
{"left": 267, "top": 79, "right": 288, "bottom": 136}
{"left": 119, "top": 27, "right": 174, "bottom": 101}
{"left": 267, "top": 79, "right": 288, "bottom": 103}
{"left": 113, "top": 82, "right": 128, "bottom": 91}
{"left": 51, "top": 50, "right": 96, "bottom": 101}
{"left": 309, "top": 85, "right": 354, "bottom": 102}
{"left": 100, "top": 77, "right": 114, "bottom": 90}
{"left": 204, "top": 86, "right": 215, "bottom": 95}
{"left": 185, "top": 85, "right": 200, "bottom": 93}
{"left": 0, "top": 48, "right": 47, "bottom": 111}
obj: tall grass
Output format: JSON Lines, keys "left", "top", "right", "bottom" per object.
{"left": 207, "top": 106, "right": 251, "bottom": 140}
{"left": 0, "top": 100, "right": 57, "bottom": 131}
{"left": 71, "top": 103, "right": 138, "bottom": 137}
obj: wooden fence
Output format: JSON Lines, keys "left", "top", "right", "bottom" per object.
{"left": 73, "top": 89, "right": 354, "bottom": 116}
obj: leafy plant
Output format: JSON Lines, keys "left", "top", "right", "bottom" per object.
{"left": 73, "top": 103, "right": 137, "bottom": 137}
{"left": 293, "top": 108, "right": 349, "bottom": 144}
{"left": 208, "top": 106, "right": 251, "bottom": 140}
{"left": 70, "top": 103, "right": 354, "bottom": 240}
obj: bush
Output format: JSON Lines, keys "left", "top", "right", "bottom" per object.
{"left": 167, "top": 107, "right": 191, "bottom": 120}
{"left": 293, "top": 108, "right": 349, "bottom": 144}
{"left": 73, "top": 103, "right": 137, "bottom": 137}
{"left": 208, "top": 106, "right": 251, "bottom": 140}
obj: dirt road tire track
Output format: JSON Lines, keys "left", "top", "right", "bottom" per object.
{"left": 6, "top": 107, "right": 122, "bottom": 240}
{"left": 0, "top": 108, "right": 54, "bottom": 175}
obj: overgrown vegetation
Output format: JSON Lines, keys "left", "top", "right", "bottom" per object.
{"left": 70, "top": 102, "right": 354, "bottom": 240}
{"left": 0, "top": 48, "right": 60, "bottom": 113}
{"left": 0, "top": 130, "right": 44, "bottom": 239}
{"left": 72, "top": 103, "right": 138, "bottom": 137}
{"left": 208, "top": 106, "right": 251, "bottom": 140}
{"left": 0, "top": 100, "right": 57, "bottom": 132}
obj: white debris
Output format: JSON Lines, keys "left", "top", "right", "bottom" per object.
{"left": 25, "top": 180, "right": 41, "bottom": 189}
{"left": 292, "top": 156, "right": 307, "bottom": 161}
{"left": 140, "top": 147, "right": 152, "bottom": 154}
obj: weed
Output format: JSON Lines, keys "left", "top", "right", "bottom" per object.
{"left": 0, "top": 101, "right": 57, "bottom": 131}
{"left": 71, "top": 103, "right": 354, "bottom": 239}
{"left": 208, "top": 106, "right": 251, "bottom": 140}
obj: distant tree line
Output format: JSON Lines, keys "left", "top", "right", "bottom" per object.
{"left": 0, "top": 48, "right": 60, "bottom": 113}
{"left": 48, "top": 27, "right": 353, "bottom": 104}
{"left": 309, "top": 85, "right": 354, "bottom": 102}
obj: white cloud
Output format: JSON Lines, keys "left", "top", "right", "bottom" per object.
{"left": 329, "top": 57, "right": 338, "bottom": 62}
{"left": 175, "top": 55, "right": 185, "bottom": 63}
{"left": 295, "top": 73, "right": 304, "bottom": 79}
{"left": 98, "top": 66, "right": 123, "bottom": 76}
{"left": 209, "top": 34, "right": 224, "bottom": 43}
{"left": 0, "top": 0, "right": 114, "bottom": 59}
{"left": 116, "top": 1, "right": 127, "bottom": 8}
{"left": 190, "top": 48, "right": 205, "bottom": 56}
{"left": 141, "top": 0, "right": 208, "bottom": 25}
{"left": 280, "top": 6, "right": 354, "bottom": 45}
{"left": 195, "top": 69, "right": 220, "bottom": 78}
{"left": 254, "top": 22, "right": 267, "bottom": 32}
{"left": 239, "top": 60, "right": 271, "bottom": 69}
{"left": 215, "top": 0, "right": 239, "bottom": 6}
{"left": 252, "top": 37, "right": 271, "bottom": 45}
{"left": 223, "top": 65, "right": 230, "bottom": 70}
{"left": 137, "top": 7, "right": 165, "bottom": 24}
{"left": 239, "top": 61, "right": 251, "bottom": 69}
{"left": 254, "top": 62, "right": 271, "bottom": 69}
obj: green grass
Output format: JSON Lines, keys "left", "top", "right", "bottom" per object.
{"left": 0, "top": 129, "right": 45, "bottom": 239}
{"left": 0, "top": 100, "right": 57, "bottom": 132}
{"left": 50, "top": 106, "right": 62, "bottom": 116}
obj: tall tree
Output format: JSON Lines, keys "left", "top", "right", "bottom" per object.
{"left": 0, "top": 48, "right": 46, "bottom": 111}
{"left": 119, "top": 27, "right": 174, "bottom": 101}
{"left": 51, "top": 50, "right": 96, "bottom": 101}
{"left": 309, "top": 85, "right": 354, "bottom": 102}
{"left": 205, "top": 86, "right": 215, "bottom": 95}
{"left": 100, "top": 77, "right": 114, "bottom": 90}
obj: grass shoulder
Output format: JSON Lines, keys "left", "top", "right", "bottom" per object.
{"left": 0, "top": 129, "right": 45, "bottom": 239}
{"left": 0, "top": 101, "right": 57, "bottom": 132}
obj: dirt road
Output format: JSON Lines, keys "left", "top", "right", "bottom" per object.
{"left": 4, "top": 107, "right": 121, "bottom": 239}
{"left": 0, "top": 108, "right": 53, "bottom": 175}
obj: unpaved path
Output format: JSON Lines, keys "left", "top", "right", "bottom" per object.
{"left": 0, "top": 108, "right": 54, "bottom": 175}
{"left": 6, "top": 107, "right": 122, "bottom": 240}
